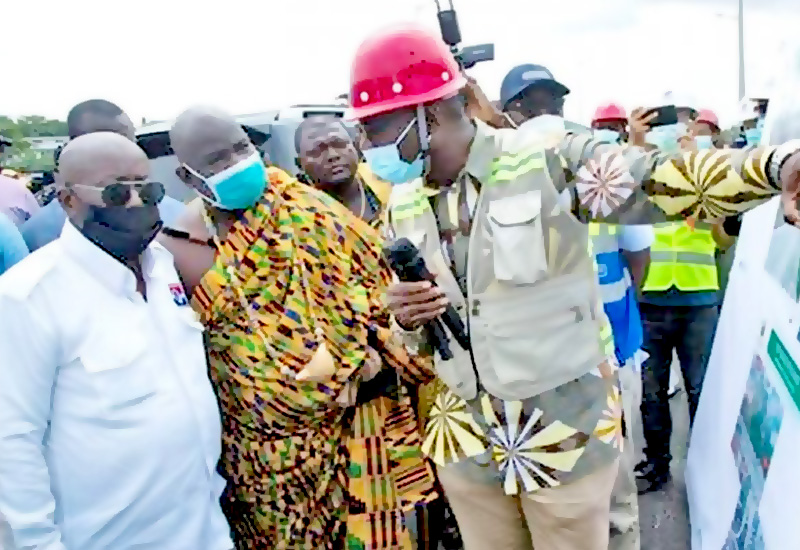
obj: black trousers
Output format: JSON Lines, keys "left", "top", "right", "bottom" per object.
{"left": 639, "top": 303, "right": 719, "bottom": 470}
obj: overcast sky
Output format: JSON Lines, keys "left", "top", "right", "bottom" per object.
{"left": 4, "top": 0, "right": 798, "bottom": 127}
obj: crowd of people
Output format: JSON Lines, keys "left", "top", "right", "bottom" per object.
{"left": 1, "top": 23, "right": 800, "bottom": 550}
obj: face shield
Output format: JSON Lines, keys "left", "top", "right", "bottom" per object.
{"left": 761, "top": 44, "right": 800, "bottom": 146}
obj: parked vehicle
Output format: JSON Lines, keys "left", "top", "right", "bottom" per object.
{"left": 135, "top": 104, "right": 350, "bottom": 203}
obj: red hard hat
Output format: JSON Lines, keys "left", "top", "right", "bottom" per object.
{"left": 695, "top": 109, "right": 719, "bottom": 129}
{"left": 349, "top": 26, "right": 467, "bottom": 120}
{"left": 592, "top": 102, "right": 627, "bottom": 123}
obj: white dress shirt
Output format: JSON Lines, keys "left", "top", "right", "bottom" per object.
{"left": 0, "top": 222, "right": 232, "bottom": 550}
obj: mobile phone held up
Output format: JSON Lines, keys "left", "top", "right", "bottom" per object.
{"left": 645, "top": 105, "right": 678, "bottom": 128}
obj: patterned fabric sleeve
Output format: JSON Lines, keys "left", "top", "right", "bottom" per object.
{"left": 553, "top": 133, "right": 787, "bottom": 223}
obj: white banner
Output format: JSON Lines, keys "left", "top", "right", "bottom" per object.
{"left": 686, "top": 195, "right": 800, "bottom": 550}
{"left": 687, "top": 40, "right": 800, "bottom": 550}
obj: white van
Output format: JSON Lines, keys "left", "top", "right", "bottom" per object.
{"left": 136, "top": 105, "right": 350, "bottom": 203}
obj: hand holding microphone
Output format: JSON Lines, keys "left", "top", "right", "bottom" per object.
{"left": 385, "top": 239, "right": 470, "bottom": 360}
{"left": 387, "top": 281, "right": 449, "bottom": 330}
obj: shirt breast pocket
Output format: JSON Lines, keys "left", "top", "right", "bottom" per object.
{"left": 488, "top": 191, "right": 548, "bottom": 285}
{"left": 80, "top": 334, "right": 156, "bottom": 410}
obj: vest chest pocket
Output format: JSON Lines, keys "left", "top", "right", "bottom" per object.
{"left": 487, "top": 191, "right": 547, "bottom": 285}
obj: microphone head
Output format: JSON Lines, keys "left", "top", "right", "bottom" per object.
{"left": 384, "top": 238, "right": 421, "bottom": 269}
{"left": 384, "top": 238, "right": 432, "bottom": 282}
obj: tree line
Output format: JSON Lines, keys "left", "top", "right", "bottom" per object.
{"left": 0, "top": 115, "right": 68, "bottom": 172}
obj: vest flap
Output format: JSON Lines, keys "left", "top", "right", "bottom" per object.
{"left": 487, "top": 190, "right": 542, "bottom": 227}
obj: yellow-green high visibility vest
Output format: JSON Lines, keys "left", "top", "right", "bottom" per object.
{"left": 643, "top": 221, "right": 718, "bottom": 292}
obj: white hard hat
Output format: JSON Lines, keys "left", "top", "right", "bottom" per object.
{"left": 735, "top": 98, "right": 759, "bottom": 124}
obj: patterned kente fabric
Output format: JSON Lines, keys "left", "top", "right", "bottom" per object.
{"left": 345, "top": 165, "right": 463, "bottom": 550}
{"left": 192, "top": 167, "right": 436, "bottom": 550}
{"left": 416, "top": 126, "right": 786, "bottom": 496}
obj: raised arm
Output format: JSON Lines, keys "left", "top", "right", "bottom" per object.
{"left": 553, "top": 133, "right": 800, "bottom": 224}
{"left": 0, "top": 295, "right": 67, "bottom": 550}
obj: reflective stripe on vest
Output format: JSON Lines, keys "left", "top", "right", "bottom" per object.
{"left": 588, "top": 223, "right": 631, "bottom": 305}
{"left": 598, "top": 313, "right": 615, "bottom": 356}
{"left": 588, "top": 224, "right": 618, "bottom": 357}
{"left": 589, "top": 223, "right": 645, "bottom": 362}
{"left": 643, "top": 221, "right": 718, "bottom": 292}
{"left": 391, "top": 189, "right": 431, "bottom": 221}
{"left": 488, "top": 150, "right": 546, "bottom": 184}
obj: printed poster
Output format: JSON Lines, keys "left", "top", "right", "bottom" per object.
{"left": 687, "top": 200, "right": 800, "bottom": 550}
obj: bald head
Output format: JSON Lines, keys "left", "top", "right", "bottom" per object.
{"left": 57, "top": 132, "right": 156, "bottom": 239}
{"left": 170, "top": 106, "right": 250, "bottom": 167}
{"left": 59, "top": 132, "right": 148, "bottom": 189}
{"left": 171, "top": 106, "right": 258, "bottom": 194}
{"left": 67, "top": 99, "right": 134, "bottom": 140}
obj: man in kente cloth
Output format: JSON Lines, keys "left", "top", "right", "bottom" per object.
{"left": 159, "top": 106, "right": 437, "bottom": 550}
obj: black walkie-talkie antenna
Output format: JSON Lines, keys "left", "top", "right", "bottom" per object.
{"left": 435, "top": 0, "right": 462, "bottom": 54}
{"left": 433, "top": 0, "right": 494, "bottom": 70}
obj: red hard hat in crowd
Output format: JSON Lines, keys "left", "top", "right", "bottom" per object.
{"left": 695, "top": 109, "right": 719, "bottom": 129}
{"left": 592, "top": 102, "right": 627, "bottom": 123}
{"left": 349, "top": 26, "right": 467, "bottom": 120}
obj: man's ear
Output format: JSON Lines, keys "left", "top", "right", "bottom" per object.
{"left": 56, "top": 185, "right": 76, "bottom": 209}
{"left": 355, "top": 125, "right": 369, "bottom": 151}
{"left": 294, "top": 158, "right": 312, "bottom": 184}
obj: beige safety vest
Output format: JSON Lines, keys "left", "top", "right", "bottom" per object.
{"left": 387, "top": 132, "right": 609, "bottom": 402}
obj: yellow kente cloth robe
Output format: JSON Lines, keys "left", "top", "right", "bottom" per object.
{"left": 192, "top": 167, "right": 436, "bottom": 550}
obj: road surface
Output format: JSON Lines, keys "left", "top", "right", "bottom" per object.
{"left": 635, "top": 373, "right": 692, "bottom": 550}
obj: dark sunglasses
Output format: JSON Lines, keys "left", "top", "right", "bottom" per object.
{"left": 69, "top": 181, "right": 166, "bottom": 207}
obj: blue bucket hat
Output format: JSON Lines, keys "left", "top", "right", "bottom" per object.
{"left": 500, "top": 64, "right": 570, "bottom": 109}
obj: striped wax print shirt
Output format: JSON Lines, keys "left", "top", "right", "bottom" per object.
{"left": 415, "top": 121, "right": 795, "bottom": 497}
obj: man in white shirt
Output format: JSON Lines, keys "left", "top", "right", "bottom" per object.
{"left": 0, "top": 132, "right": 232, "bottom": 550}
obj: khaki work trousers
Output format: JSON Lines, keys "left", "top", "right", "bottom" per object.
{"left": 437, "top": 457, "right": 620, "bottom": 550}
{"left": 610, "top": 363, "right": 643, "bottom": 550}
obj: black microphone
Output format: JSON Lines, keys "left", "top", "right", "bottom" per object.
{"left": 385, "top": 238, "right": 470, "bottom": 361}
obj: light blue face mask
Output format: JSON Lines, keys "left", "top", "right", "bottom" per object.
{"left": 184, "top": 151, "right": 266, "bottom": 210}
{"left": 593, "top": 128, "right": 621, "bottom": 144}
{"left": 745, "top": 127, "right": 762, "bottom": 146}
{"left": 645, "top": 124, "right": 681, "bottom": 154}
{"left": 694, "top": 135, "right": 713, "bottom": 150}
{"left": 362, "top": 112, "right": 428, "bottom": 185}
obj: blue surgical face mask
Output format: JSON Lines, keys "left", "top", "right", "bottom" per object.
{"left": 362, "top": 113, "right": 428, "bottom": 185}
{"left": 645, "top": 124, "right": 681, "bottom": 154}
{"left": 594, "top": 128, "right": 621, "bottom": 144}
{"left": 745, "top": 127, "right": 762, "bottom": 146}
{"left": 694, "top": 135, "right": 713, "bottom": 150}
{"left": 184, "top": 151, "right": 266, "bottom": 210}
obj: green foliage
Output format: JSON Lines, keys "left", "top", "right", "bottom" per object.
{"left": 13, "top": 115, "right": 68, "bottom": 138}
{"left": 9, "top": 148, "right": 56, "bottom": 172}
{"left": 0, "top": 114, "right": 66, "bottom": 172}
